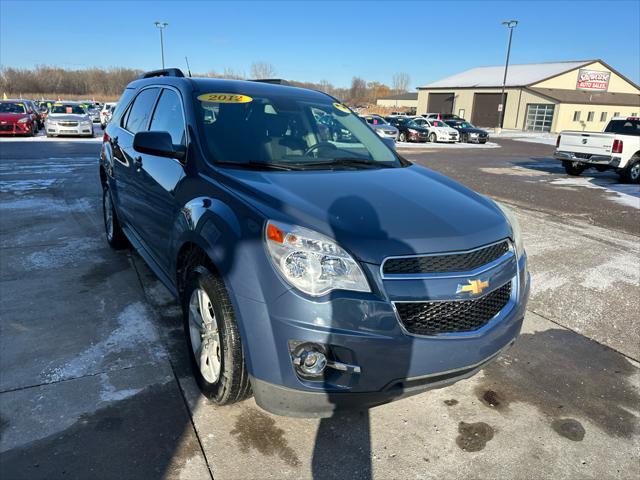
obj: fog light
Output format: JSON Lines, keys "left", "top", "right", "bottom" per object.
{"left": 291, "top": 342, "right": 327, "bottom": 377}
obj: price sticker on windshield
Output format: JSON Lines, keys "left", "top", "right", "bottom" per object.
{"left": 197, "top": 93, "right": 253, "bottom": 103}
{"left": 333, "top": 103, "right": 351, "bottom": 114}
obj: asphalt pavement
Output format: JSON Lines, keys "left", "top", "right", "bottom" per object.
{"left": 0, "top": 138, "right": 638, "bottom": 479}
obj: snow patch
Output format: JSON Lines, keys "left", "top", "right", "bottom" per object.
{"left": 99, "top": 374, "right": 142, "bottom": 402}
{"left": 581, "top": 254, "right": 640, "bottom": 291}
{"left": 0, "top": 179, "right": 58, "bottom": 193}
{"left": 550, "top": 177, "right": 640, "bottom": 209}
{"left": 0, "top": 197, "right": 92, "bottom": 212}
{"left": 530, "top": 271, "right": 567, "bottom": 294}
{"left": 397, "top": 141, "right": 500, "bottom": 150}
{"left": 23, "top": 238, "right": 98, "bottom": 270}
{"left": 43, "top": 302, "right": 166, "bottom": 383}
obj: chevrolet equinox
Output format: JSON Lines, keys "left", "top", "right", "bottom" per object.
{"left": 100, "top": 69, "right": 530, "bottom": 417}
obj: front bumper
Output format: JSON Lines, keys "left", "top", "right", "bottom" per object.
{"left": 46, "top": 124, "right": 94, "bottom": 136}
{"left": 407, "top": 131, "right": 428, "bottom": 142}
{"left": 554, "top": 150, "right": 620, "bottom": 167}
{"left": 233, "top": 250, "right": 530, "bottom": 417}
{"left": 0, "top": 122, "right": 32, "bottom": 135}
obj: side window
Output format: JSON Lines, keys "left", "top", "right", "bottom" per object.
{"left": 149, "top": 89, "right": 186, "bottom": 145}
{"left": 124, "top": 88, "right": 159, "bottom": 134}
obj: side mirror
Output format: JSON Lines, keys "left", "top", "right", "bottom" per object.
{"left": 133, "top": 131, "right": 185, "bottom": 160}
{"left": 382, "top": 137, "right": 396, "bottom": 150}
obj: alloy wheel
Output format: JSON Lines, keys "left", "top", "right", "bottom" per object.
{"left": 103, "top": 191, "right": 114, "bottom": 241}
{"left": 189, "top": 288, "right": 222, "bottom": 384}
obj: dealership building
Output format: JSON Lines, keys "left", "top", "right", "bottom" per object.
{"left": 416, "top": 59, "right": 640, "bottom": 132}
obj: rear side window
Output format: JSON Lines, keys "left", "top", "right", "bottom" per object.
{"left": 150, "top": 89, "right": 186, "bottom": 145}
{"left": 124, "top": 88, "right": 159, "bottom": 134}
{"left": 604, "top": 119, "right": 640, "bottom": 136}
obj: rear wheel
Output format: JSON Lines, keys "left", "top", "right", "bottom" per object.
{"left": 183, "top": 265, "right": 252, "bottom": 405}
{"left": 620, "top": 158, "right": 640, "bottom": 184}
{"left": 461, "top": 133, "right": 469, "bottom": 143}
{"left": 428, "top": 132, "right": 437, "bottom": 143}
{"left": 102, "top": 185, "right": 128, "bottom": 249}
{"left": 563, "top": 160, "right": 587, "bottom": 176}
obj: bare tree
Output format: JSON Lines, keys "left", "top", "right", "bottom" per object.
{"left": 349, "top": 76, "right": 367, "bottom": 103}
{"left": 392, "top": 72, "right": 411, "bottom": 93}
{"left": 222, "top": 68, "right": 245, "bottom": 79}
{"left": 250, "top": 61, "right": 276, "bottom": 79}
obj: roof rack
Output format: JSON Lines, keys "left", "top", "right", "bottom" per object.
{"left": 250, "top": 78, "right": 291, "bottom": 86}
{"left": 140, "top": 68, "right": 185, "bottom": 79}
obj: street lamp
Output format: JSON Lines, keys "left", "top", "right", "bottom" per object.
{"left": 497, "top": 19, "right": 518, "bottom": 132}
{"left": 154, "top": 21, "right": 169, "bottom": 69}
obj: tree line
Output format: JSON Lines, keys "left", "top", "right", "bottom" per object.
{"left": 0, "top": 63, "right": 411, "bottom": 104}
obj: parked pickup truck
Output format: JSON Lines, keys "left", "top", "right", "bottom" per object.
{"left": 554, "top": 117, "right": 640, "bottom": 183}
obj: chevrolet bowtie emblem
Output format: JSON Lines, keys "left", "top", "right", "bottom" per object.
{"left": 457, "top": 279, "right": 489, "bottom": 295}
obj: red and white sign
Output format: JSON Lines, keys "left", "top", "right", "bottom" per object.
{"left": 576, "top": 69, "right": 611, "bottom": 91}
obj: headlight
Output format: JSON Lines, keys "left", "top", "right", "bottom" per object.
{"left": 265, "top": 221, "right": 370, "bottom": 296}
{"left": 470, "top": 132, "right": 479, "bottom": 137}
{"left": 407, "top": 128, "right": 418, "bottom": 134}
{"left": 375, "top": 129, "right": 384, "bottom": 137}
{"left": 495, "top": 202, "right": 525, "bottom": 259}
{"left": 17, "top": 117, "right": 29, "bottom": 124}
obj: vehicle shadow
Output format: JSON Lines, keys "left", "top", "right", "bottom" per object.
{"left": 311, "top": 195, "right": 415, "bottom": 480}
{"left": 513, "top": 157, "right": 640, "bottom": 200}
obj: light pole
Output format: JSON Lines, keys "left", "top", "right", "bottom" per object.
{"left": 497, "top": 19, "right": 518, "bottom": 132}
{"left": 154, "top": 21, "right": 169, "bottom": 69}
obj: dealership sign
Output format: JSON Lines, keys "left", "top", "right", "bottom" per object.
{"left": 576, "top": 69, "right": 611, "bottom": 91}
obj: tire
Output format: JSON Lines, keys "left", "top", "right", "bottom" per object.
{"left": 620, "top": 158, "right": 640, "bottom": 184}
{"left": 26, "top": 125, "right": 35, "bottom": 137}
{"left": 399, "top": 132, "right": 407, "bottom": 142}
{"left": 182, "top": 265, "right": 252, "bottom": 405}
{"left": 563, "top": 160, "right": 587, "bottom": 176}
{"left": 461, "top": 133, "right": 469, "bottom": 143}
{"left": 102, "top": 184, "right": 128, "bottom": 249}
{"left": 428, "top": 132, "right": 437, "bottom": 143}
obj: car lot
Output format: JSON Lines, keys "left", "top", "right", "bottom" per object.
{"left": 0, "top": 139, "right": 638, "bottom": 479}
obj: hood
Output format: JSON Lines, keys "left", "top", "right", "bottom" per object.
{"left": 48, "top": 114, "right": 90, "bottom": 122}
{"left": 218, "top": 164, "right": 511, "bottom": 264}
{"left": 373, "top": 124, "right": 398, "bottom": 132}
{"left": 406, "top": 125, "right": 429, "bottom": 133}
{"left": 0, "top": 112, "right": 29, "bottom": 123}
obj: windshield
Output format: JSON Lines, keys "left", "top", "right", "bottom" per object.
{"left": 50, "top": 104, "right": 87, "bottom": 115}
{"left": 365, "top": 116, "right": 387, "bottom": 126}
{"left": 406, "top": 120, "right": 423, "bottom": 128}
{"left": 447, "top": 121, "right": 475, "bottom": 128}
{"left": 604, "top": 119, "right": 640, "bottom": 136}
{"left": 196, "top": 92, "right": 401, "bottom": 169}
{"left": 0, "top": 102, "right": 27, "bottom": 114}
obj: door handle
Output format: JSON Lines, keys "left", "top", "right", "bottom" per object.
{"left": 134, "top": 156, "right": 143, "bottom": 171}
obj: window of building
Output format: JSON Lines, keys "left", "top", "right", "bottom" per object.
{"left": 525, "top": 104, "right": 555, "bottom": 132}
{"left": 573, "top": 111, "right": 581, "bottom": 122}
{"left": 587, "top": 111, "right": 594, "bottom": 122}
{"left": 632, "top": 113, "right": 638, "bottom": 117}
{"left": 614, "top": 112, "right": 620, "bottom": 117}
{"left": 600, "top": 112, "right": 607, "bottom": 122}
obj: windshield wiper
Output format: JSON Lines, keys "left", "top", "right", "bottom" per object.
{"left": 299, "top": 157, "right": 395, "bottom": 169}
{"left": 214, "top": 161, "right": 302, "bottom": 171}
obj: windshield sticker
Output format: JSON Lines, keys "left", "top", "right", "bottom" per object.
{"left": 333, "top": 103, "right": 351, "bottom": 114}
{"left": 197, "top": 93, "right": 252, "bottom": 104}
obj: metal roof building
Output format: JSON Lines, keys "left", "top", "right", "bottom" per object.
{"left": 416, "top": 59, "right": 640, "bottom": 133}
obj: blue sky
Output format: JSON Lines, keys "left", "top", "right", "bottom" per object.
{"left": 2, "top": 0, "right": 639, "bottom": 88}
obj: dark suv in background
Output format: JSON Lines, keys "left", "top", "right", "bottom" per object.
{"left": 100, "top": 69, "right": 529, "bottom": 417}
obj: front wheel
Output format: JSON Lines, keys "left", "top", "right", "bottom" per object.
{"left": 620, "top": 158, "right": 640, "bottom": 184}
{"left": 563, "top": 160, "right": 587, "bottom": 176}
{"left": 428, "top": 132, "right": 437, "bottom": 143}
{"left": 183, "top": 265, "right": 252, "bottom": 405}
{"left": 398, "top": 132, "right": 407, "bottom": 142}
{"left": 461, "top": 133, "right": 469, "bottom": 143}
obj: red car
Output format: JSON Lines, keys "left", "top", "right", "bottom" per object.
{"left": 0, "top": 100, "right": 38, "bottom": 136}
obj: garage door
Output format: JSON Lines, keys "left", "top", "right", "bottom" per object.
{"left": 472, "top": 93, "right": 505, "bottom": 127}
{"left": 427, "top": 93, "right": 454, "bottom": 114}
{"left": 525, "top": 104, "right": 555, "bottom": 132}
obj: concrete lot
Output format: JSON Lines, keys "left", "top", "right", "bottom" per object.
{"left": 0, "top": 139, "right": 638, "bottom": 479}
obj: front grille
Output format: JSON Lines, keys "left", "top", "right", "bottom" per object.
{"left": 384, "top": 130, "right": 396, "bottom": 135}
{"left": 59, "top": 121, "right": 78, "bottom": 127}
{"left": 0, "top": 125, "right": 13, "bottom": 132}
{"left": 395, "top": 282, "right": 512, "bottom": 335}
{"left": 383, "top": 241, "right": 509, "bottom": 275}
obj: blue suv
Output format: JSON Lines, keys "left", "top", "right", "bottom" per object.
{"left": 100, "top": 69, "right": 530, "bottom": 417}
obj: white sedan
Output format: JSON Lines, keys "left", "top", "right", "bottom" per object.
{"left": 411, "top": 117, "right": 459, "bottom": 143}
{"left": 45, "top": 103, "right": 94, "bottom": 137}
